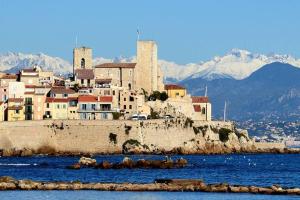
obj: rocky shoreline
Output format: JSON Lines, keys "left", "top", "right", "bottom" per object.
{"left": 0, "top": 147, "right": 299, "bottom": 157}
{"left": 0, "top": 177, "right": 299, "bottom": 195}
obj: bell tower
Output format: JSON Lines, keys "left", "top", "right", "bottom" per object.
{"left": 73, "top": 47, "right": 92, "bottom": 74}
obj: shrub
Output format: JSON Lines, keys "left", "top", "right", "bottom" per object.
{"left": 109, "top": 133, "right": 117, "bottom": 144}
{"left": 112, "top": 112, "right": 123, "bottom": 120}
{"left": 219, "top": 128, "right": 231, "bottom": 142}
{"left": 184, "top": 118, "right": 194, "bottom": 128}
{"left": 125, "top": 125, "right": 132, "bottom": 135}
{"left": 150, "top": 108, "right": 160, "bottom": 119}
{"left": 148, "top": 91, "right": 168, "bottom": 101}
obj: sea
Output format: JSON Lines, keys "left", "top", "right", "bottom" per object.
{"left": 0, "top": 154, "right": 299, "bottom": 200}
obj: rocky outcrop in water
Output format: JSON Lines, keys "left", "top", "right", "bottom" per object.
{"left": 67, "top": 156, "right": 188, "bottom": 169}
{"left": 0, "top": 176, "right": 299, "bottom": 195}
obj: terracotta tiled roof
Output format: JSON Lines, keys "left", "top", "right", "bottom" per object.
{"left": 21, "top": 74, "right": 38, "bottom": 77}
{"left": 25, "top": 85, "right": 36, "bottom": 88}
{"left": 94, "top": 63, "right": 136, "bottom": 68}
{"left": 8, "top": 98, "right": 23, "bottom": 103}
{"left": 24, "top": 92, "right": 35, "bottom": 95}
{"left": 193, "top": 105, "right": 201, "bottom": 112}
{"left": 100, "top": 96, "right": 113, "bottom": 102}
{"left": 164, "top": 84, "right": 185, "bottom": 90}
{"left": 78, "top": 95, "right": 113, "bottom": 103}
{"left": 45, "top": 97, "right": 69, "bottom": 103}
{"left": 8, "top": 106, "right": 23, "bottom": 110}
{"left": 51, "top": 87, "right": 76, "bottom": 94}
{"left": 22, "top": 68, "right": 36, "bottom": 73}
{"left": 1, "top": 74, "right": 17, "bottom": 79}
{"left": 75, "top": 69, "right": 94, "bottom": 79}
{"left": 192, "top": 96, "right": 209, "bottom": 103}
{"left": 95, "top": 78, "right": 112, "bottom": 84}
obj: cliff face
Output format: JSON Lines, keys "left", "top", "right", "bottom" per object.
{"left": 0, "top": 119, "right": 255, "bottom": 156}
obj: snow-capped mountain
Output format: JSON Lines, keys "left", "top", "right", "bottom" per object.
{"left": 0, "top": 52, "right": 72, "bottom": 75}
{"left": 160, "top": 49, "right": 300, "bottom": 81}
{"left": 1, "top": 49, "right": 300, "bottom": 81}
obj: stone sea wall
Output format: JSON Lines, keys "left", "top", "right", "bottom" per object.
{"left": 0, "top": 119, "right": 282, "bottom": 155}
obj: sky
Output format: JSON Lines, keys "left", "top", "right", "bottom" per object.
{"left": 0, "top": 0, "right": 300, "bottom": 64}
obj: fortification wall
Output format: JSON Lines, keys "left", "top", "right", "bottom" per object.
{"left": 0, "top": 119, "right": 254, "bottom": 155}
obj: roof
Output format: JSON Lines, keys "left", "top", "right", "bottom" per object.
{"left": 0, "top": 74, "right": 17, "bottom": 79}
{"left": 164, "top": 84, "right": 185, "bottom": 90}
{"left": 0, "top": 101, "right": 3, "bottom": 106}
{"left": 94, "top": 63, "right": 136, "bottom": 69}
{"left": 21, "top": 74, "right": 38, "bottom": 77}
{"left": 45, "top": 97, "right": 69, "bottom": 103}
{"left": 192, "top": 96, "right": 209, "bottom": 103}
{"left": 24, "top": 92, "right": 35, "bottom": 95}
{"left": 8, "top": 98, "right": 23, "bottom": 103}
{"left": 78, "top": 95, "right": 113, "bottom": 103}
{"left": 193, "top": 105, "right": 201, "bottom": 112}
{"left": 51, "top": 87, "right": 76, "bottom": 94}
{"left": 75, "top": 69, "right": 94, "bottom": 79}
{"left": 22, "top": 68, "right": 37, "bottom": 73}
{"left": 8, "top": 106, "right": 23, "bottom": 110}
{"left": 95, "top": 78, "right": 112, "bottom": 84}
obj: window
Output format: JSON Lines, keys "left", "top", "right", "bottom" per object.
{"left": 81, "top": 58, "right": 85, "bottom": 68}
{"left": 87, "top": 79, "right": 90, "bottom": 86}
{"left": 128, "top": 83, "right": 131, "bottom": 90}
{"left": 81, "top": 79, "right": 84, "bottom": 84}
{"left": 46, "top": 103, "right": 50, "bottom": 108}
{"left": 202, "top": 108, "right": 206, "bottom": 115}
{"left": 63, "top": 104, "right": 66, "bottom": 109}
{"left": 124, "top": 98, "right": 126, "bottom": 101}
{"left": 57, "top": 104, "right": 60, "bottom": 109}
{"left": 129, "top": 105, "right": 132, "bottom": 109}
{"left": 176, "top": 92, "right": 180, "bottom": 96}
{"left": 112, "top": 90, "right": 115, "bottom": 95}
{"left": 82, "top": 104, "right": 87, "bottom": 110}
{"left": 16, "top": 110, "right": 19, "bottom": 114}
{"left": 123, "top": 105, "right": 126, "bottom": 109}
{"left": 91, "top": 104, "right": 96, "bottom": 110}
{"left": 129, "top": 96, "right": 134, "bottom": 102}
{"left": 129, "top": 70, "right": 132, "bottom": 76}
{"left": 63, "top": 93, "right": 68, "bottom": 98}
{"left": 104, "top": 90, "right": 110, "bottom": 95}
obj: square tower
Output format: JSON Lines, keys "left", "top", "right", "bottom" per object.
{"left": 73, "top": 47, "right": 93, "bottom": 74}
{"left": 136, "top": 41, "right": 158, "bottom": 94}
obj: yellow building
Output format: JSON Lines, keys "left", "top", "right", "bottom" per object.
{"left": 44, "top": 98, "right": 69, "bottom": 120}
{"left": 0, "top": 102, "right": 4, "bottom": 121}
{"left": 7, "top": 98, "right": 25, "bottom": 121}
{"left": 164, "top": 84, "right": 186, "bottom": 98}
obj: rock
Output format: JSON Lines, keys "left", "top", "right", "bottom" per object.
{"left": 122, "top": 157, "right": 134, "bottom": 168}
{"left": 0, "top": 176, "right": 17, "bottom": 184}
{"left": 249, "top": 186, "right": 260, "bottom": 193}
{"left": 67, "top": 163, "right": 81, "bottom": 170}
{"left": 136, "top": 159, "right": 151, "bottom": 168}
{"left": 258, "top": 187, "right": 273, "bottom": 194}
{"left": 21, "top": 149, "right": 33, "bottom": 157}
{"left": 287, "top": 188, "right": 300, "bottom": 195}
{"left": 18, "top": 180, "right": 41, "bottom": 190}
{"left": 103, "top": 161, "right": 113, "bottom": 169}
{"left": 175, "top": 157, "right": 188, "bottom": 167}
{"left": 78, "top": 157, "right": 97, "bottom": 167}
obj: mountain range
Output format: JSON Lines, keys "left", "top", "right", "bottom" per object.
{"left": 1, "top": 50, "right": 300, "bottom": 121}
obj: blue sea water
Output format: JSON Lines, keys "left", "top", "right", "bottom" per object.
{"left": 0, "top": 154, "right": 299, "bottom": 199}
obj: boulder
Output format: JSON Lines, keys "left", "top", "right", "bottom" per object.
{"left": 176, "top": 157, "right": 188, "bottom": 167}
{"left": 122, "top": 157, "right": 134, "bottom": 168}
{"left": 78, "top": 157, "right": 97, "bottom": 167}
{"left": 21, "top": 149, "right": 33, "bottom": 157}
{"left": 102, "top": 161, "right": 113, "bottom": 169}
{"left": 67, "top": 163, "right": 81, "bottom": 170}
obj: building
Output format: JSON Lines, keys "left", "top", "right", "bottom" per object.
{"left": 192, "top": 96, "right": 212, "bottom": 121}
{"left": 0, "top": 73, "right": 17, "bottom": 87}
{"left": 0, "top": 101, "right": 5, "bottom": 121}
{"left": 135, "top": 40, "right": 164, "bottom": 94}
{"left": 8, "top": 82, "right": 25, "bottom": 98}
{"left": 7, "top": 98, "right": 25, "bottom": 121}
{"left": 165, "top": 84, "right": 186, "bottom": 98}
{"left": 20, "top": 68, "right": 39, "bottom": 85}
{"left": 78, "top": 95, "right": 113, "bottom": 120}
{"left": 67, "top": 97, "right": 79, "bottom": 119}
{"left": 44, "top": 98, "right": 69, "bottom": 119}
{"left": 49, "top": 87, "right": 77, "bottom": 98}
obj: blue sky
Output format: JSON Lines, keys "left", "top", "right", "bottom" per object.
{"left": 0, "top": 0, "right": 300, "bottom": 63}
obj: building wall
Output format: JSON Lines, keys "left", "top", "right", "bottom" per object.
{"left": 33, "top": 95, "right": 46, "bottom": 120}
{"left": 167, "top": 88, "right": 186, "bottom": 98}
{"left": 68, "top": 106, "right": 79, "bottom": 120}
{"left": 0, "top": 86, "right": 8, "bottom": 102}
{"left": 0, "top": 103, "right": 4, "bottom": 121}
{"left": 136, "top": 41, "right": 158, "bottom": 94}
{"left": 20, "top": 76, "right": 39, "bottom": 85}
{"left": 7, "top": 101, "right": 25, "bottom": 121}
{"left": 46, "top": 102, "right": 68, "bottom": 120}
{"left": 73, "top": 47, "right": 92, "bottom": 72}
{"left": 119, "top": 90, "right": 137, "bottom": 114}
{"left": 8, "top": 82, "right": 25, "bottom": 98}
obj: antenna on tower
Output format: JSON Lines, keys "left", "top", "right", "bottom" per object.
{"left": 75, "top": 36, "right": 78, "bottom": 48}
{"left": 137, "top": 29, "right": 140, "bottom": 41}
{"left": 204, "top": 85, "right": 208, "bottom": 97}
{"left": 223, "top": 101, "right": 227, "bottom": 122}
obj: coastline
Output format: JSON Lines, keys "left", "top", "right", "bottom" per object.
{"left": 0, "top": 177, "right": 299, "bottom": 195}
{"left": 0, "top": 119, "right": 296, "bottom": 156}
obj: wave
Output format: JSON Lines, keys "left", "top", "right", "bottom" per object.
{"left": 0, "top": 163, "right": 37, "bottom": 166}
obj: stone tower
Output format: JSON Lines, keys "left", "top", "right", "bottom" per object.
{"left": 73, "top": 47, "right": 93, "bottom": 74}
{"left": 136, "top": 40, "right": 159, "bottom": 94}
